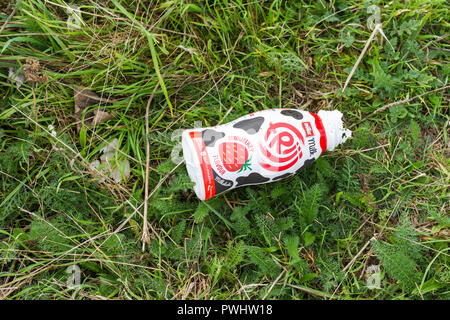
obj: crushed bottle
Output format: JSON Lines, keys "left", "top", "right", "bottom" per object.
{"left": 182, "top": 109, "right": 352, "bottom": 200}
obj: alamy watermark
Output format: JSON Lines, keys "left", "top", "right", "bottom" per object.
{"left": 367, "top": 5, "right": 381, "bottom": 31}
{"left": 66, "top": 264, "right": 81, "bottom": 289}
{"left": 66, "top": 5, "right": 83, "bottom": 30}
{"left": 366, "top": 264, "right": 381, "bottom": 290}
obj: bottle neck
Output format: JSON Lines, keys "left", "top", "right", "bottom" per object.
{"left": 317, "top": 110, "right": 352, "bottom": 151}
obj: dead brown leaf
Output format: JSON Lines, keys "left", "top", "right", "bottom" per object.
{"left": 91, "top": 110, "right": 113, "bottom": 126}
{"left": 23, "top": 58, "right": 48, "bottom": 83}
{"left": 74, "top": 86, "right": 115, "bottom": 131}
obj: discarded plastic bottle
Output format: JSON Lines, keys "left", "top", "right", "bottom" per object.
{"left": 182, "top": 109, "right": 352, "bottom": 200}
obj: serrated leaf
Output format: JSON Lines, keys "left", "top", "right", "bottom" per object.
{"left": 193, "top": 202, "right": 210, "bottom": 223}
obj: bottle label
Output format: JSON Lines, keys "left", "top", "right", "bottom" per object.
{"left": 184, "top": 109, "right": 327, "bottom": 200}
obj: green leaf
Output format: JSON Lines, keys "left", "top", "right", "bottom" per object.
{"left": 0, "top": 107, "right": 17, "bottom": 120}
{"left": 413, "top": 278, "right": 443, "bottom": 295}
{"left": 285, "top": 235, "right": 300, "bottom": 260}
{"left": 13, "top": 228, "right": 28, "bottom": 241}
{"left": 304, "top": 232, "right": 315, "bottom": 247}
{"left": 79, "top": 125, "right": 87, "bottom": 150}
{"left": 182, "top": 4, "right": 202, "bottom": 15}
{"left": 1, "top": 37, "right": 43, "bottom": 54}
{"left": 193, "top": 202, "right": 210, "bottom": 223}
{"left": 300, "top": 273, "right": 318, "bottom": 283}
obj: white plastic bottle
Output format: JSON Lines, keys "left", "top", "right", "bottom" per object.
{"left": 182, "top": 109, "right": 351, "bottom": 200}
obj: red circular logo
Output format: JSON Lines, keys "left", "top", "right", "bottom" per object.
{"left": 259, "top": 122, "right": 304, "bottom": 172}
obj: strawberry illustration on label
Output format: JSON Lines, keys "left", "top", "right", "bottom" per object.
{"left": 219, "top": 142, "right": 252, "bottom": 172}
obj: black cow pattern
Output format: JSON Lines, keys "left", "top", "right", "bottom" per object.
{"left": 232, "top": 117, "right": 264, "bottom": 134}
{"left": 302, "top": 158, "right": 315, "bottom": 168}
{"left": 271, "top": 172, "right": 294, "bottom": 181}
{"left": 280, "top": 109, "right": 303, "bottom": 120}
{"left": 212, "top": 169, "right": 233, "bottom": 194}
{"left": 295, "top": 158, "right": 316, "bottom": 173}
{"left": 236, "top": 172, "right": 270, "bottom": 187}
{"left": 202, "top": 129, "right": 225, "bottom": 147}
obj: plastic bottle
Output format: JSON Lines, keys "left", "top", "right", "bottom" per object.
{"left": 182, "top": 109, "right": 351, "bottom": 200}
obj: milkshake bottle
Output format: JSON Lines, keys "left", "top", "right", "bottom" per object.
{"left": 182, "top": 109, "right": 351, "bottom": 200}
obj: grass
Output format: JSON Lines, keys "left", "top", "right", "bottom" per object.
{"left": 0, "top": 0, "right": 449, "bottom": 300}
